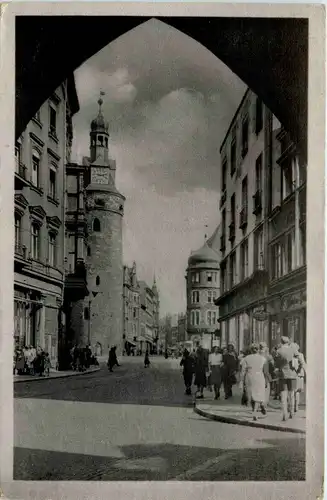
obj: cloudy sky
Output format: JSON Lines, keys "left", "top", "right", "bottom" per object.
{"left": 72, "top": 19, "right": 246, "bottom": 317}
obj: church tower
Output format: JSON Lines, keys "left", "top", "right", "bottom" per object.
{"left": 85, "top": 94, "right": 125, "bottom": 356}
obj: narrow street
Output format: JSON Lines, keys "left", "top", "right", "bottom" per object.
{"left": 14, "top": 357, "right": 305, "bottom": 481}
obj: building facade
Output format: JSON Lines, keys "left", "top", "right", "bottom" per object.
{"left": 14, "top": 77, "right": 79, "bottom": 367}
{"left": 215, "top": 88, "right": 306, "bottom": 354}
{"left": 186, "top": 240, "right": 220, "bottom": 350}
{"left": 138, "top": 280, "right": 159, "bottom": 354}
{"left": 123, "top": 262, "right": 140, "bottom": 354}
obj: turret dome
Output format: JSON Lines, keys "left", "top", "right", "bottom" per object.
{"left": 188, "top": 241, "right": 219, "bottom": 266}
{"left": 90, "top": 96, "right": 109, "bottom": 133}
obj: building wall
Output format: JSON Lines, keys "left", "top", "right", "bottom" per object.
{"left": 216, "top": 88, "right": 306, "bottom": 354}
{"left": 14, "top": 83, "right": 72, "bottom": 365}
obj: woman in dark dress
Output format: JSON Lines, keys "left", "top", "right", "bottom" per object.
{"left": 222, "top": 344, "right": 239, "bottom": 399}
{"left": 194, "top": 345, "right": 208, "bottom": 399}
{"left": 144, "top": 350, "right": 150, "bottom": 368}
{"left": 180, "top": 349, "right": 195, "bottom": 395}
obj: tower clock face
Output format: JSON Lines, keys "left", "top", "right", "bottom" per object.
{"left": 91, "top": 167, "right": 110, "bottom": 185}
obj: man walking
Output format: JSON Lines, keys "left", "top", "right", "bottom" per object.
{"left": 275, "top": 336, "right": 298, "bottom": 421}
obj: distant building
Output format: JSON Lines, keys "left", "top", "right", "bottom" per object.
{"left": 123, "top": 262, "right": 140, "bottom": 354}
{"left": 186, "top": 236, "right": 220, "bottom": 351}
{"left": 177, "top": 313, "right": 187, "bottom": 343}
{"left": 14, "top": 76, "right": 79, "bottom": 367}
{"left": 138, "top": 279, "right": 160, "bottom": 354}
{"left": 214, "top": 88, "right": 306, "bottom": 353}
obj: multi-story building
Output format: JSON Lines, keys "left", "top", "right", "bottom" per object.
{"left": 123, "top": 262, "right": 140, "bottom": 354}
{"left": 214, "top": 88, "right": 306, "bottom": 353}
{"left": 186, "top": 237, "right": 220, "bottom": 351}
{"left": 14, "top": 76, "right": 79, "bottom": 367}
{"left": 138, "top": 279, "right": 159, "bottom": 354}
{"left": 266, "top": 127, "right": 307, "bottom": 353}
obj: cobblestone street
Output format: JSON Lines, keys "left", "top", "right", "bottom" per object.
{"left": 14, "top": 357, "right": 305, "bottom": 481}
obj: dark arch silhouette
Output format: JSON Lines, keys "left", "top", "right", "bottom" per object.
{"left": 93, "top": 218, "right": 101, "bottom": 232}
{"left": 16, "top": 16, "right": 308, "bottom": 159}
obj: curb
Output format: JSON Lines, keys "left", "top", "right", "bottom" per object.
{"left": 14, "top": 367, "right": 100, "bottom": 383}
{"left": 194, "top": 406, "right": 305, "bottom": 435}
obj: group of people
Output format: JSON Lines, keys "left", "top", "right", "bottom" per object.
{"left": 180, "top": 337, "right": 306, "bottom": 422}
{"left": 180, "top": 343, "right": 238, "bottom": 398}
{"left": 70, "top": 344, "right": 98, "bottom": 372}
{"left": 14, "top": 345, "right": 51, "bottom": 377}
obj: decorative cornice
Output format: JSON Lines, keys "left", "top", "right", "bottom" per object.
{"left": 29, "top": 205, "right": 46, "bottom": 220}
{"left": 14, "top": 193, "right": 29, "bottom": 210}
{"left": 46, "top": 215, "right": 62, "bottom": 230}
{"left": 47, "top": 147, "right": 61, "bottom": 162}
{"left": 29, "top": 132, "right": 44, "bottom": 148}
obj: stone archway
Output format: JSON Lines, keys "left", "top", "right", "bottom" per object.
{"left": 16, "top": 16, "right": 307, "bottom": 158}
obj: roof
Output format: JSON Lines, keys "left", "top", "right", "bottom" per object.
{"left": 188, "top": 241, "right": 219, "bottom": 266}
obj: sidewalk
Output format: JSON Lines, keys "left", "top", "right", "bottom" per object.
{"left": 194, "top": 387, "right": 306, "bottom": 435}
{"left": 14, "top": 366, "right": 100, "bottom": 383}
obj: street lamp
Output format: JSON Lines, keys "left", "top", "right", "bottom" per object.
{"left": 88, "top": 290, "right": 99, "bottom": 345}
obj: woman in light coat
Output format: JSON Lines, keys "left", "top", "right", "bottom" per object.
{"left": 240, "top": 343, "right": 270, "bottom": 421}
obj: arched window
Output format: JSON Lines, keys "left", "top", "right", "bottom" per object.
{"left": 96, "top": 275, "right": 100, "bottom": 286}
{"left": 87, "top": 246, "right": 91, "bottom": 256}
{"left": 93, "top": 218, "right": 101, "bottom": 232}
{"left": 105, "top": 137, "right": 108, "bottom": 148}
{"left": 84, "top": 307, "right": 89, "bottom": 320}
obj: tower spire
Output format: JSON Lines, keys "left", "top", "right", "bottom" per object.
{"left": 98, "top": 90, "right": 105, "bottom": 114}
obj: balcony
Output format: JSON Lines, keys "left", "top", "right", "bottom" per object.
{"left": 239, "top": 206, "right": 248, "bottom": 229}
{"left": 220, "top": 234, "right": 226, "bottom": 252}
{"left": 25, "top": 257, "right": 64, "bottom": 281}
{"left": 228, "top": 222, "right": 235, "bottom": 242}
{"left": 15, "top": 161, "right": 29, "bottom": 189}
{"left": 219, "top": 190, "right": 227, "bottom": 209}
{"left": 253, "top": 190, "right": 263, "bottom": 215}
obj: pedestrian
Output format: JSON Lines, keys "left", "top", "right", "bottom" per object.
{"left": 194, "top": 343, "right": 208, "bottom": 399}
{"left": 259, "top": 341, "right": 275, "bottom": 405}
{"left": 144, "top": 349, "right": 150, "bottom": 368}
{"left": 222, "top": 343, "right": 238, "bottom": 399}
{"left": 290, "top": 343, "right": 306, "bottom": 413}
{"left": 274, "top": 336, "right": 299, "bottom": 421}
{"left": 107, "top": 347, "right": 116, "bottom": 372}
{"left": 180, "top": 348, "right": 194, "bottom": 395}
{"left": 208, "top": 346, "right": 223, "bottom": 400}
{"left": 44, "top": 352, "right": 51, "bottom": 376}
{"left": 240, "top": 343, "right": 271, "bottom": 421}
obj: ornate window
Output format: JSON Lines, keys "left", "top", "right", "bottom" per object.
{"left": 48, "top": 232, "right": 56, "bottom": 267}
{"left": 49, "top": 164, "right": 57, "bottom": 199}
{"left": 93, "top": 218, "right": 101, "bottom": 232}
{"left": 31, "top": 223, "right": 40, "bottom": 260}
{"left": 191, "top": 291, "right": 199, "bottom": 303}
{"left": 32, "top": 150, "right": 41, "bottom": 187}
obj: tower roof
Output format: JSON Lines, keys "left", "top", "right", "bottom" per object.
{"left": 91, "top": 93, "right": 109, "bottom": 133}
{"left": 188, "top": 241, "right": 219, "bottom": 266}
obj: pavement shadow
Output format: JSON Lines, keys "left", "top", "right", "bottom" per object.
{"left": 14, "top": 437, "right": 305, "bottom": 481}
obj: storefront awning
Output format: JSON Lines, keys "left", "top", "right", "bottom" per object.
{"left": 126, "top": 340, "right": 136, "bottom": 347}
